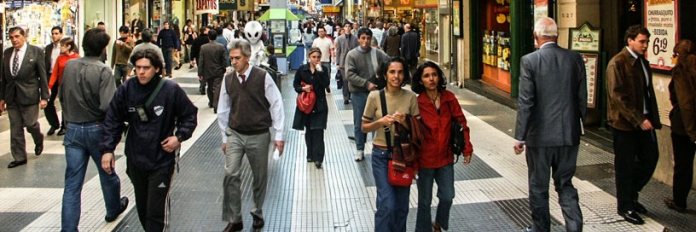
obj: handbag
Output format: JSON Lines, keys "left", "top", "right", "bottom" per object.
{"left": 380, "top": 90, "right": 415, "bottom": 186}
{"left": 447, "top": 99, "right": 466, "bottom": 163}
{"left": 367, "top": 48, "right": 386, "bottom": 90}
{"left": 296, "top": 81, "right": 316, "bottom": 114}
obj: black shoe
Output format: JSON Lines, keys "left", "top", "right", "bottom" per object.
{"left": 200, "top": 90, "right": 206, "bottom": 95}
{"left": 523, "top": 227, "right": 533, "bottom": 232}
{"left": 344, "top": 100, "right": 350, "bottom": 105}
{"left": 619, "top": 211, "right": 645, "bottom": 225}
{"left": 7, "top": 160, "right": 27, "bottom": 168}
{"left": 326, "top": 88, "right": 331, "bottom": 93}
{"left": 664, "top": 198, "right": 687, "bottom": 213}
{"left": 189, "top": 65, "right": 194, "bottom": 69}
{"left": 174, "top": 64, "right": 181, "bottom": 70}
{"left": 223, "top": 222, "right": 243, "bottom": 232}
{"left": 251, "top": 213, "right": 265, "bottom": 229}
{"left": 57, "top": 128, "right": 66, "bottom": 136}
{"left": 35, "top": 143, "right": 43, "bottom": 156}
{"left": 47, "top": 126, "right": 57, "bottom": 135}
{"left": 634, "top": 201, "right": 648, "bottom": 214}
{"left": 105, "top": 197, "right": 129, "bottom": 222}
{"left": 315, "top": 161, "right": 322, "bottom": 169}
{"left": 348, "top": 136, "right": 355, "bottom": 140}
{"left": 307, "top": 158, "right": 313, "bottom": 163}
{"left": 213, "top": 107, "right": 217, "bottom": 114}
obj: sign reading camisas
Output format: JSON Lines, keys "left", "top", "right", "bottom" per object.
{"left": 644, "top": 0, "right": 679, "bottom": 71}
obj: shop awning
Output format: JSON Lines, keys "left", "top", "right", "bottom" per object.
{"left": 257, "top": 9, "right": 300, "bottom": 21}
{"left": 334, "top": 0, "right": 344, "bottom": 7}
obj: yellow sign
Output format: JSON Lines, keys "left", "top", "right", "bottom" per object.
{"left": 323, "top": 6, "right": 340, "bottom": 13}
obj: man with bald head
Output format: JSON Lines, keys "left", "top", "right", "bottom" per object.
{"left": 400, "top": 23, "right": 420, "bottom": 77}
{"left": 514, "top": 17, "right": 586, "bottom": 232}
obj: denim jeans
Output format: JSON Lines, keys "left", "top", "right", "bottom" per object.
{"left": 114, "top": 64, "right": 129, "bottom": 87}
{"left": 416, "top": 163, "right": 455, "bottom": 231}
{"left": 372, "top": 147, "right": 410, "bottom": 232}
{"left": 352, "top": 92, "right": 368, "bottom": 151}
{"left": 61, "top": 122, "right": 122, "bottom": 232}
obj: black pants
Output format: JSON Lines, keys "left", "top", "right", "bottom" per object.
{"left": 162, "top": 47, "right": 173, "bottom": 75}
{"left": 670, "top": 133, "right": 696, "bottom": 208}
{"left": 127, "top": 163, "right": 175, "bottom": 232}
{"left": 44, "top": 84, "right": 63, "bottom": 129}
{"left": 206, "top": 77, "right": 222, "bottom": 109}
{"left": 304, "top": 118, "right": 325, "bottom": 163}
{"left": 526, "top": 146, "right": 583, "bottom": 232}
{"left": 612, "top": 128, "right": 659, "bottom": 213}
{"left": 407, "top": 58, "right": 418, "bottom": 81}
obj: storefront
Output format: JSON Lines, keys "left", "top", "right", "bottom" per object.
{"left": 415, "top": 0, "right": 438, "bottom": 63}
{"left": 3, "top": 0, "right": 79, "bottom": 48}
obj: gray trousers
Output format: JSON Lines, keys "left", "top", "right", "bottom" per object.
{"left": 526, "top": 145, "right": 583, "bottom": 232}
{"left": 7, "top": 103, "right": 43, "bottom": 162}
{"left": 340, "top": 68, "right": 351, "bottom": 101}
{"left": 222, "top": 128, "right": 271, "bottom": 223}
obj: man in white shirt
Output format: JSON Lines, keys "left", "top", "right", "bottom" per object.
{"left": 371, "top": 22, "right": 384, "bottom": 48}
{"left": 222, "top": 22, "right": 236, "bottom": 49}
{"left": 44, "top": 26, "right": 64, "bottom": 136}
{"left": 218, "top": 39, "right": 284, "bottom": 232}
{"left": 312, "top": 27, "right": 335, "bottom": 93}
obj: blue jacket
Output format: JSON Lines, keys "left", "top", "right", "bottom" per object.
{"left": 157, "top": 28, "right": 180, "bottom": 50}
{"left": 215, "top": 36, "right": 231, "bottom": 67}
{"left": 101, "top": 77, "right": 198, "bottom": 171}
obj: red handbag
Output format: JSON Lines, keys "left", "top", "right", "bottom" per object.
{"left": 296, "top": 81, "right": 315, "bottom": 114}
{"left": 388, "top": 160, "right": 415, "bottom": 187}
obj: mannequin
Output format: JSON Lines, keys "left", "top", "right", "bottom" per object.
{"left": 131, "top": 12, "right": 144, "bottom": 34}
{"left": 171, "top": 15, "right": 180, "bottom": 27}
{"left": 245, "top": 21, "right": 268, "bottom": 66}
{"left": 91, "top": 11, "right": 104, "bottom": 28}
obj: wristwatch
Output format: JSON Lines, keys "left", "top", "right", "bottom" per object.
{"left": 176, "top": 135, "right": 184, "bottom": 143}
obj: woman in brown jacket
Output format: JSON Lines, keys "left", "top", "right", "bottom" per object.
{"left": 381, "top": 26, "right": 401, "bottom": 57}
{"left": 665, "top": 39, "right": 696, "bottom": 213}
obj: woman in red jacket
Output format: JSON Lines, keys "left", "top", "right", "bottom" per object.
{"left": 412, "top": 61, "right": 473, "bottom": 232}
{"left": 46, "top": 37, "right": 80, "bottom": 136}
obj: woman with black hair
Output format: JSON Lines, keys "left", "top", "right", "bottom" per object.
{"left": 361, "top": 56, "right": 420, "bottom": 231}
{"left": 411, "top": 61, "right": 474, "bottom": 232}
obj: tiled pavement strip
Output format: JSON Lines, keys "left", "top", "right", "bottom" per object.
{"left": 0, "top": 64, "right": 693, "bottom": 231}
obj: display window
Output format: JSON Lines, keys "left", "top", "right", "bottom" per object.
{"left": 124, "top": 0, "right": 148, "bottom": 32}
{"left": 479, "top": 0, "right": 511, "bottom": 92}
{"left": 4, "top": 0, "right": 78, "bottom": 47}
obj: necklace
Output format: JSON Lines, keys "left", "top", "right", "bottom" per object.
{"left": 427, "top": 92, "right": 440, "bottom": 106}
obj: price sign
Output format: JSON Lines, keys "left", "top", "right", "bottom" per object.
{"left": 582, "top": 53, "right": 599, "bottom": 108}
{"left": 644, "top": 0, "right": 679, "bottom": 71}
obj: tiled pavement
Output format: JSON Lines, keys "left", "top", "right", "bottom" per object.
{"left": 0, "top": 64, "right": 695, "bottom": 231}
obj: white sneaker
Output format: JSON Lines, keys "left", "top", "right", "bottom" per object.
{"left": 354, "top": 150, "right": 364, "bottom": 161}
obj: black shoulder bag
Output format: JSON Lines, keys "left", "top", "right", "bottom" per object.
{"left": 447, "top": 99, "right": 466, "bottom": 163}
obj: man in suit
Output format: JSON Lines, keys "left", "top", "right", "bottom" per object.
{"left": 335, "top": 23, "right": 359, "bottom": 105}
{"left": 198, "top": 29, "right": 228, "bottom": 113}
{"left": 605, "top": 25, "right": 660, "bottom": 225}
{"left": 514, "top": 18, "right": 586, "bottom": 232}
{"left": 44, "top": 26, "right": 65, "bottom": 136}
{"left": 0, "top": 26, "right": 49, "bottom": 168}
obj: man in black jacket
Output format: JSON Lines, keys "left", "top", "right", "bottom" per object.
{"left": 400, "top": 23, "right": 420, "bottom": 77}
{"left": 101, "top": 49, "right": 198, "bottom": 231}
{"left": 198, "top": 29, "right": 228, "bottom": 113}
{"left": 156, "top": 21, "right": 180, "bottom": 78}
{"left": 191, "top": 26, "right": 210, "bottom": 94}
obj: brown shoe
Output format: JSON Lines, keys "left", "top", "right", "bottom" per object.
{"left": 251, "top": 213, "right": 265, "bottom": 229}
{"left": 433, "top": 221, "right": 442, "bottom": 232}
{"left": 664, "top": 198, "right": 686, "bottom": 213}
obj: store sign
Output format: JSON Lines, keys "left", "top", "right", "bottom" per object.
{"left": 196, "top": 0, "right": 219, "bottom": 14}
{"left": 220, "top": 0, "right": 237, "bottom": 10}
{"left": 569, "top": 22, "right": 602, "bottom": 53}
{"left": 323, "top": 6, "right": 340, "bottom": 13}
{"left": 583, "top": 53, "right": 599, "bottom": 108}
{"left": 534, "top": 0, "right": 548, "bottom": 23}
{"left": 644, "top": 0, "right": 679, "bottom": 70}
{"left": 439, "top": 0, "right": 448, "bottom": 14}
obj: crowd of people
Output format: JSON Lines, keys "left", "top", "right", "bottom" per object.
{"left": 0, "top": 14, "right": 694, "bottom": 232}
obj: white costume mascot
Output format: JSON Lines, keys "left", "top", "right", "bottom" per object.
{"left": 245, "top": 21, "right": 268, "bottom": 66}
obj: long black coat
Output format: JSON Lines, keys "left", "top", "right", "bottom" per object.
{"left": 292, "top": 64, "right": 330, "bottom": 130}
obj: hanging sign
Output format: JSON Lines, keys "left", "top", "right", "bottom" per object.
{"left": 644, "top": 0, "right": 679, "bottom": 70}
{"left": 220, "top": 0, "right": 237, "bottom": 10}
{"left": 237, "top": 0, "right": 255, "bottom": 11}
{"left": 582, "top": 53, "right": 599, "bottom": 108}
{"left": 196, "top": 0, "right": 219, "bottom": 15}
{"left": 569, "top": 22, "right": 602, "bottom": 53}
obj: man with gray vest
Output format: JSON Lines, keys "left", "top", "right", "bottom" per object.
{"left": 217, "top": 39, "right": 285, "bottom": 232}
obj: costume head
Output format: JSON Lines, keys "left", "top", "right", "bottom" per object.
{"left": 244, "top": 21, "right": 264, "bottom": 44}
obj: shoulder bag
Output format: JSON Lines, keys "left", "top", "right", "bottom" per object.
{"left": 380, "top": 90, "right": 415, "bottom": 187}
{"left": 368, "top": 49, "right": 386, "bottom": 90}
{"left": 447, "top": 99, "right": 466, "bottom": 163}
{"left": 296, "top": 81, "right": 316, "bottom": 114}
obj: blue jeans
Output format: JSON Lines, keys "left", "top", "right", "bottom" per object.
{"left": 416, "top": 163, "right": 455, "bottom": 231}
{"left": 372, "top": 147, "right": 410, "bottom": 232}
{"left": 61, "top": 122, "right": 122, "bottom": 232}
{"left": 352, "top": 92, "right": 368, "bottom": 151}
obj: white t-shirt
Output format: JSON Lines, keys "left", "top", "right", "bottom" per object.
{"left": 312, "top": 37, "right": 334, "bottom": 62}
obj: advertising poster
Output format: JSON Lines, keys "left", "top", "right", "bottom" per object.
{"left": 583, "top": 53, "right": 599, "bottom": 108}
{"left": 570, "top": 23, "right": 601, "bottom": 52}
{"left": 644, "top": 0, "right": 679, "bottom": 70}
{"left": 453, "top": 0, "right": 461, "bottom": 37}
{"left": 534, "top": 0, "right": 548, "bottom": 24}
